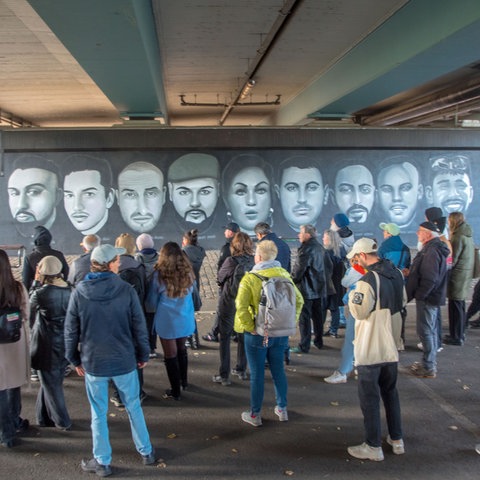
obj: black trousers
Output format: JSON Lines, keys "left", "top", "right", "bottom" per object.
{"left": 448, "top": 299, "right": 466, "bottom": 342}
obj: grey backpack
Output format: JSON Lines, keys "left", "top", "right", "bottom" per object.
{"left": 251, "top": 273, "right": 297, "bottom": 346}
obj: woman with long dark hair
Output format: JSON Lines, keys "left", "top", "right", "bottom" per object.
{"left": 212, "top": 232, "right": 254, "bottom": 386}
{"left": 29, "top": 256, "right": 72, "bottom": 430}
{"left": 146, "top": 242, "right": 196, "bottom": 400}
{"left": 0, "top": 250, "right": 30, "bottom": 448}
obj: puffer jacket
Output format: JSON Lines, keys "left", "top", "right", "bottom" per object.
{"left": 64, "top": 272, "right": 149, "bottom": 377}
{"left": 29, "top": 281, "right": 72, "bottom": 369}
{"left": 448, "top": 221, "right": 474, "bottom": 300}
{"left": 291, "top": 237, "right": 327, "bottom": 300}
{"left": 234, "top": 261, "right": 304, "bottom": 333}
{"left": 406, "top": 237, "right": 450, "bottom": 305}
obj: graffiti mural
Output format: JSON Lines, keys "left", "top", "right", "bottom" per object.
{"left": 2, "top": 149, "right": 479, "bottom": 253}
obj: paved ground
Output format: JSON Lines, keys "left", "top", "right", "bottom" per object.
{"left": 2, "top": 253, "right": 480, "bottom": 479}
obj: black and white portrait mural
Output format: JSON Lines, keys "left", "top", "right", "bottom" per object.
{"left": 1, "top": 149, "right": 479, "bottom": 253}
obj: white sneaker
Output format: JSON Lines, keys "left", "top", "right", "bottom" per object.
{"left": 241, "top": 411, "right": 262, "bottom": 427}
{"left": 386, "top": 435, "right": 405, "bottom": 455}
{"left": 417, "top": 342, "right": 423, "bottom": 351}
{"left": 324, "top": 370, "right": 347, "bottom": 384}
{"left": 274, "top": 406, "right": 288, "bottom": 421}
{"left": 347, "top": 442, "right": 384, "bottom": 461}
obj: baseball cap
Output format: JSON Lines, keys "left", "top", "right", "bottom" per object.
{"left": 346, "top": 238, "right": 378, "bottom": 259}
{"left": 37, "top": 256, "right": 63, "bottom": 275}
{"left": 91, "top": 244, "right": 125, "bottom": 264}
{"left": 223, "top": 222, "right": 240, "bottom": 233}
{"left": 379, "top": 222, "right": 400, "bottom": 236}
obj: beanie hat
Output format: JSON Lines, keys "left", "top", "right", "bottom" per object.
{"left": 420, "top": 221, "right": 440, "bottom": 233}
{"left": 136, "top": 233, "right": 154, "bottom": 251}
{"left": 425, "top": 207, "right": 443, "bottom": 222}
{"left": 37, "top": 255, "right": 62, "bottom": 275}
{"left": 333, "top": 213, "right": 349, "bottom": 229}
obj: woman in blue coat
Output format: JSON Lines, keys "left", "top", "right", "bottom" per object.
{"left": 146, "top": 242, "right": 196, "bottom": 400}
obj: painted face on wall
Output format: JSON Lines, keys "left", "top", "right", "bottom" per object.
{"left": 227, "top": 166, "right": 271, "bottom": 233}
{"left": 7, "top": 168, "right": 59, "bottom": 228}
{"left": 427, "top": 172, "right": 473, "bottom": 215}
{"left": 276, "top": 166, "right": 325, "bottom": 231}
{"left": 334, "top": 165, "right": 375, "bottom": 224}
{"left": 118, "top": 163, "right": 166, "bottom": 232}
{"left": 63, "top": 170, "right": 114, "bottom": 234}
{"left": 169, "top": 177, "right": 219, "bottom": 224}
{"left": 378, "top": 162, "right": 423, "bottom": 227}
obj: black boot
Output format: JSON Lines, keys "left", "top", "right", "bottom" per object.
{"left": 177, "top": 350, "right": 189, "bottom": 390}
{"left": 163, "top": 357, "right": 181, "bottom": 400}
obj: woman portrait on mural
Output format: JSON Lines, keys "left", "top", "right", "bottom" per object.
{"left": 222, "top": 154, "right": 274, "bottom": 235}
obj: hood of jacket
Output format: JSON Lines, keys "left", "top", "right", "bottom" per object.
{"left": 76, "top": 272, "right": 127, "bottom": 302}
{"left": 423, "top": 236, "right": 451, "bottom": 259}
{"left": 34, "top": 226, "right": 52, "bottom": 246}
{"left": 117, "top": 254, "right": 142, "bottom": 273}
{"left": 454, "top": 222, "right": 473, "bottom": 238}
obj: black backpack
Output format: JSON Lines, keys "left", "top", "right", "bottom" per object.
{"left": 0, "top": 307, "right": 22, "bottom": 344}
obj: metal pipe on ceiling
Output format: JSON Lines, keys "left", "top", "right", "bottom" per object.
{"left": 357, "top": 77, "right": 480, "bottom": 127}
{"left": 219, "top": 0, "right": 302, "bottom": 126}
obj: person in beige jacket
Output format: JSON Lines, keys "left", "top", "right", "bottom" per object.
{"left": 0, "top": 249, "right": 30, "bottom": 448}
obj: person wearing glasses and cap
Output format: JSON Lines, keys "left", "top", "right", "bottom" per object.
{"left": 425, "top": 154, "right": 474, "bottom": 216}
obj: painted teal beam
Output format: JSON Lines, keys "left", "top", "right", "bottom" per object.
{"left": 267, "top": 0, "right": 480, "bottom": 125}
{"left": 28, "top": 0, "right": 167, "bottom": 119}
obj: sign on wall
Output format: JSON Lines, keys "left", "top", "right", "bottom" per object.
{"left": 1, "top": 149, "right": 478, "bottom": 253}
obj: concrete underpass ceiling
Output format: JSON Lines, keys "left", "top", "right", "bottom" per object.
{"left": 1, "top": 0, "right": 480, "bottom": 128}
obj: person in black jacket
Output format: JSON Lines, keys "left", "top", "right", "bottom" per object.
{"left": 203, "top": 222, "right": 240, "bottom": 342}
{"left": 29, "top": 256, "right": 72, "bottom": 430}
{"left": 212, "top": 232, "right": 254, "bottom": 385}
{"left": 406, "top": 221, "right": 450, "bottom": 378}
{"left": 254, "top": 222, "right": 291, "bottom": 272}
{"left": 67, "top": 234, "right": 101, "bottom": 286}
{"left": 22, "top": 226, "right": 69, "bottom": 289}
{"left": 290, "top": 224, "right": 328, "bottom": 353}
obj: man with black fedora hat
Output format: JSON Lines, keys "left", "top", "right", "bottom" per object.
{"left": 406, "top": 221, "right": 450, "bottom": 378}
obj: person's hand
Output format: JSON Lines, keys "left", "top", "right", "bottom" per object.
{"left": 75, "top": 365, "right": 85, "bottom": 377}
{"left": 137, "top": 361, "right": 148, "bottom": 369}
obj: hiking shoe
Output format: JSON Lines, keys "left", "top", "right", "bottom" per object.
{"left": 149, "top": 351, "right": 159, "bottom": 359}
{"left": 411, "top": 366, "right": 436, "bottom": 378}
{"left": 142, "top": 448, "right": 157, "bottom": 465}
{"left": 80, "top": 458, "right": 112, "bottom": 477}
{"left": 109, "top": 396, "right": 124, "bottom": 408}
{"left": 386, "top": 435, "right": 405, "bottom": 455}
{"left": 241, "top": 411, "right": 262, "bottom": 427}
{"left": 347, "top": 442, "right": 384, "bottom": 461}
{"left": 212, "top": 375, "right": 231, "bottom": 386}
{"left": 231, "top": 369, "right": 248, "bottom": 380}
{"left": 274, "top": 406, "right": 288, "bottom": 421}
{"left": 324, "top": 370, "right": 347, "bottom": 384}
{"left": 162, "top": 389, "right": 181, "bottom": 400}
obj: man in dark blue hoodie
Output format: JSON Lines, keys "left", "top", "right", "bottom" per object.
{"left": 406, "top": 222, "right": 450, "bottom": 378}
{"left": 65, "top": 244, "right": 155, "bottom": 476}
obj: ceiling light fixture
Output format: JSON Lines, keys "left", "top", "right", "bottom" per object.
{"left": 239, "top": 79, "right": 256, "bottom": 100}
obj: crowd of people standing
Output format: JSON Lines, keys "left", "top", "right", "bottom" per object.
{"left": 1, "top": 206, "right": 479, "bottom": 472}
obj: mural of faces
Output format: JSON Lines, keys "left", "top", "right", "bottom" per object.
{"left": 425, "top": 155, "right": 473, "bottom": 215}
{"left": 333, "top": 165, "right": 375, "bottom": 224}
{"left": 63, "top": 170, "right": 115, "bottom": 234}
{"left": 275, "top": 166, "right": 326, "bottom": 231}
{"left": 117, "top": 162, "right": 166, "bottom": 233}
{"left": 7, "top": 167, "right": 59, "bottom": 229}
{"left": 377, "top": 161, "right": 423, "bottom": 227}
{"left": 226, "top": 166, "right": 271, "bottom": 234}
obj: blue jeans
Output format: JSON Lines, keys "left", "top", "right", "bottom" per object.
{"left": 416, "top": 300, "right": 438, "bottom": 371}
{"left": 0, "top": 387, "right": 22, "bottom": 444}
{"left": 244, "top": 333, "right": 288, "bottom": 416}
{"left": 338, "top": 312, "right": 355, "bottom": 375}
{"left": 85, "top": 370, "right": 152, "bottom": 466}
{"left": 357, "top": 362, "right": 402, "bottom": 448}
